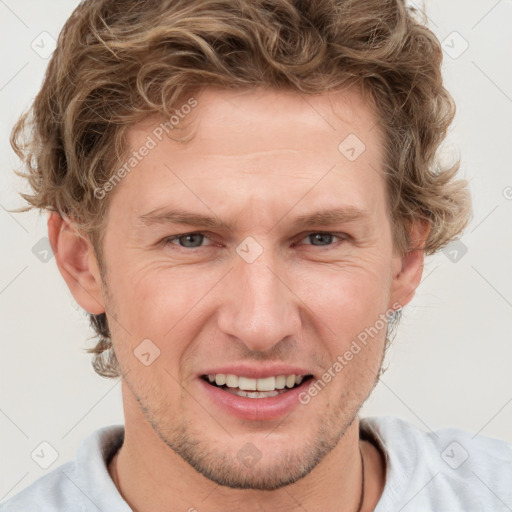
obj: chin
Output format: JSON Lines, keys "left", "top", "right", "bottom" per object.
{"left": 150, "top": 411, "right": 354, "bottom": 490}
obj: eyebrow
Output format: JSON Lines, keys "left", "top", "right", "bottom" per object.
{"left": 293, "top": 206, "right": 370, "bottom": 228}
{"left": 138, "top": 209, "right": 231, "bottom": 230}
{"left": 137, "top": 206, "right": 370, "bottom": 231}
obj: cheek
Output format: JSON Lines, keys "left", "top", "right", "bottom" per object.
{"left": 104, "top": 265, "right": 208, "bottom": 390}
{"left": 294, "top": 254, "right": 393, "bottom": 335}
{"left": 107, "top": 261, "right": 225, "bottom": 343}
{"left": 104, "top": 237, "right": 393, "bottom": 370}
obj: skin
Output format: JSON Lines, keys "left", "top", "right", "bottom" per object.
{"left": 49, "top": 86, "right": 429, "bottom": 512}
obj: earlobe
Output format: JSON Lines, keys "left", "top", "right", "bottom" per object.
{"left": 389, "top": 220, "right": 431, "bottom": 309}
{"left": 47, "top": 212, "right": 105, "bottom": 315}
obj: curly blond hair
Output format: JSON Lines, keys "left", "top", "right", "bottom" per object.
{"left": 11, "top": 0, "right": 471, "bottom": 378}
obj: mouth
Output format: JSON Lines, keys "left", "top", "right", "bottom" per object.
{"left": 201, "top": 373, "right": 314, "bottom": 399}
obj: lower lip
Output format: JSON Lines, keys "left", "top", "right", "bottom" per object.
{"left": 198, "top": 377, "right": 311, "bottom": 421}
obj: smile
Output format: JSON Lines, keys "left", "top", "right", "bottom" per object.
{"left": 203, "top": 373, "right": 309, "bottom": 398}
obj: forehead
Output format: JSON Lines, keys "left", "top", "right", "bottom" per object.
{"left": 114, "top": 87, "right": 387, "bottom": 226}
{"left": 142, "top": 86, "right": 383, "bottom": 159}
{"left": 173, "top": 86, "right": 380, "bottom": 150}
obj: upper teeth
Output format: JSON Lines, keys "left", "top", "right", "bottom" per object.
{"left": 208, "top": 374, "right": 304, "bottom": 391}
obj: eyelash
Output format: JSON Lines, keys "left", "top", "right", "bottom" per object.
{"left": 162, "top": 231, "right": 349, "bottom": 249}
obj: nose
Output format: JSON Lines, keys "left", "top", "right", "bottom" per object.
{"left": 216, "top": 251, "right": 301, "bottom": 352}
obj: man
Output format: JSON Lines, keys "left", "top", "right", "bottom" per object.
{"left": 2, "top": 0, "right": 511, "bottom": 511}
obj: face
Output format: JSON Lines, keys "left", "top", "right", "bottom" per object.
{"left": 95, "top": 87, "right": 408, "bottom": 490}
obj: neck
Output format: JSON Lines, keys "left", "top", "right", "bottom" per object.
{"left": 108, "top": 386, "right": 386, "bottom": 512}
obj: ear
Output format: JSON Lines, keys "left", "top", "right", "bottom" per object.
{"left": 47, "top": 212, "right": 105, "bottom": 314}
{"left": 389, "top": 220, "right": 431, "bottom": 310}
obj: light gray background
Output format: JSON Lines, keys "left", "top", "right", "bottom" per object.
{"left": 1, "top": 0, "right": 511, "bottom": 501}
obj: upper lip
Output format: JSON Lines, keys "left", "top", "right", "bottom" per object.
{"left": 199, "top": 364, "right": 313, "bottom": 379}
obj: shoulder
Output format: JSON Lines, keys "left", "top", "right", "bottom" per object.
{"left": 0, "top": 461, "right": 80, "bottom": 512}
{"left": 0, "top": 425, "right": 126, "bottom": 512}
{"left": 361, "top": 415, "right": 512, "bottom": 512}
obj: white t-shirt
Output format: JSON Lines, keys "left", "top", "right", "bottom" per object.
{"left": 1, "top": 415, "right": 511, "bottom": 511}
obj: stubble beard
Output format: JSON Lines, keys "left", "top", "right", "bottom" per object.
{"left": 123, "top": 372, "right": 380, "bottom": 491}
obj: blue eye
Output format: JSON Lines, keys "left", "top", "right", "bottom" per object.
{"left": 166, "top": 233, "right": 209, "bottom": 248}
{"left": 301, "top": 232, "right": 344, "bottom": 246}
{"left": 163, "top": 231, "right": 347, "bottom": 251}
